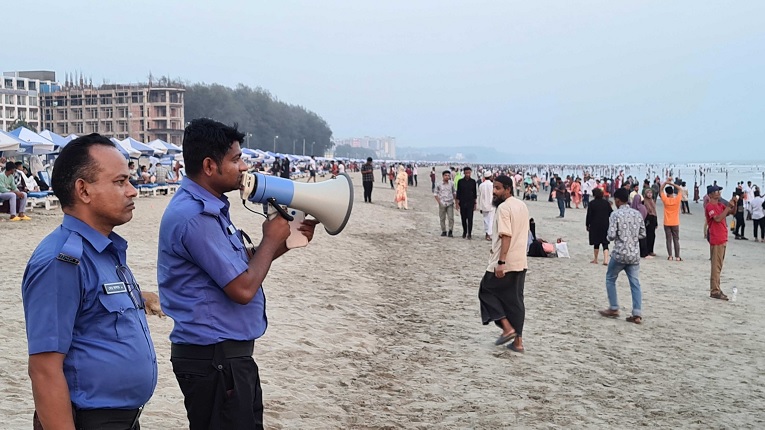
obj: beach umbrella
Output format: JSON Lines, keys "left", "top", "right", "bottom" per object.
{"left": 8, "top": 127, "right": 55, "bottom": 154}
{"left": 147, "top": 138, "right": 182, "bottom": 154}
{"left": 111, "top": 138, "right": 141, "bottom": 158}
{"left": 0, "top": 130, "right": 22, "bottom": 152}
{"left": 121, "top": 137, "right": 158, "bottom": 156}
{"left": 39, "top": 130, "right": 69, "bottom": 149}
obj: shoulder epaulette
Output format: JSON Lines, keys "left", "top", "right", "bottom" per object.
{"left": 56, "top": 233, "right": 83, "bottom": 265}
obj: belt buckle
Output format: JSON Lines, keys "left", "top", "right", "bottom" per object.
{"left": 130, "top": 405, "right": 144, "bottom": 429}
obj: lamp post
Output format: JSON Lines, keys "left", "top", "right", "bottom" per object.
{"left": 311, "top": 141, "right": 315, "bottom": 155}
{"left": 302, "top": 138, "right": 305, "bottom": 155}
{"left": 245, "top": 133, "right": 252, "bottom": 149}
{"left": 293, "top": 139, "right": 296, "bottom": 154}
{"left": 273, "top": 135, "right": 279, "bottom": 152}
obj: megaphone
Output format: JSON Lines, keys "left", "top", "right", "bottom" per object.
{"left": 240, "top": 172, "right": 353, "bottom": 235}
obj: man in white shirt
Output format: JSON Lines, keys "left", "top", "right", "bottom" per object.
{"left": 477, "top": 170, "right": 495, "bottom": 241}
{"left": 582, "top": 175, "right": 594, "bottom": 209}
{"left": 307, "top": 155, "right": 317, "bottom": 182}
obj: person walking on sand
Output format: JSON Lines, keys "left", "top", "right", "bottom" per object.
{"left": 395, "top": 165, "right": 409, "bottom": 209}
{"left": 643, "top": 188, "right": 659, "bottom": 257}
{"left": 478, "top": 170, "right": 495, "bottom": 241}
{"left": 705, "top": 185, "right": 737, "bottom": 300}
{"left": 478, "top": 175, "right": 529, "bottom": 353}
{"left": 599, "top": 188, "right": 646, "bottom": 324}
{"left": 434, "top": 170, "right": 456, "bottom": 237}
{"left": 660, "top": 179, "right": 683, "bottom": 261}
{"left": 456, "top": 166, "right": 478, "bottom": 239}
{"left": 586, "top": 187, "right": 612, "bottom": 265}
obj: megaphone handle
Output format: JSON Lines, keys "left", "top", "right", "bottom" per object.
{"left": 266, "top": 198, "right": 295, "bottom": 221}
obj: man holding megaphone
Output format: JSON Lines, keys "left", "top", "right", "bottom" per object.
{"left": 157, "top": 119, "right": 319, "bottom": 430}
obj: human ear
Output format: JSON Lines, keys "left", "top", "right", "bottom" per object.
{"left": 74, "top": 178, "right": 92, "bottom": 204}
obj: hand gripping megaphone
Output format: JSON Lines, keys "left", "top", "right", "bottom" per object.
{"left": 240, "top": 172, "right": 353, "bottom": 235}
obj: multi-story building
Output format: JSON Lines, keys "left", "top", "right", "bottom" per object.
{"left": 0, "top": 71, "right": 58, "bottom": 132}
{"left": 39, "top": 78, "right": 185, "bottom": 145}
{"left": 335, "top": 135, "right": 396, "bottom": 159}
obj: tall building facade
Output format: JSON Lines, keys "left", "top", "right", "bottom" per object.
{"left": 335, "top": 135, "right": 396, "bottom": 159}
{"left": 0, "top": 71, "right": 57, "bottom": 132}
{"left": 39, "top": 78, "right": 185, "bottom": 144}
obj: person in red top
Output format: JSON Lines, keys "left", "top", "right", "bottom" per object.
{"left": 705, "top": 185, "right": 738, "bottom": 300}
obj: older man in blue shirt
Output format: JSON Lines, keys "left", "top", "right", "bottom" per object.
{"left": 158, "top": 119, "right": 318, "bottom": 430}
{"left": 22, "top": 134, "right": 162, "bottom": 430}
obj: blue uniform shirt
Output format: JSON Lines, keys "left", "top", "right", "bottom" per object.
{"left": 158, "top": 177, "right": 267, "bottom": 345}
{"left": 22, "top": 215, "right": 157, "bottom": 410}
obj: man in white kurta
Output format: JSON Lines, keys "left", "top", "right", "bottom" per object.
{"left": 477, "top": 170, "right": 495, "bottom": 241}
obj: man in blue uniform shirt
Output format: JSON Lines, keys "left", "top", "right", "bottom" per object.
{"left": 22, "top": 134, "right": 163, "bottom": 430}
{"left": 158, "top": 119, "right": 318, "bottom": 430}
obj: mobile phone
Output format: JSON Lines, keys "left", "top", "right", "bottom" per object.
{"left": 286, "top": 209, "right": 309, "bottom": 249}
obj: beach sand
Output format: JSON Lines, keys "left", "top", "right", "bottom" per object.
{"left": 2, "top": 172, "right": 765, "bottom": 429}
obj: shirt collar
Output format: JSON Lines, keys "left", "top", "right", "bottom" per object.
{"left": 180, "top": 176, "right": 230, "bottom": 216}
{"left": 62, "top": 214, "right": 127, "bottom": 253}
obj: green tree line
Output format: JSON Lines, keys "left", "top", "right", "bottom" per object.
{"left": 184, "top": 83, "right": 333, "bottom": 156}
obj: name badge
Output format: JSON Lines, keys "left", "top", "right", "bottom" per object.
{"left": 103, "top": 282, "right": 128, "bottom": 294}
{"left": 227, "top": 224, "right": 237, "bottom": 235}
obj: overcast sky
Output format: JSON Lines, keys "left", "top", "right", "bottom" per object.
{"left": 5, "top": 1, "right": 764, "bottom": 163}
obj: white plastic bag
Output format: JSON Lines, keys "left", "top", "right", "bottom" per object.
{"left": 555, "top": 242, "right": 570, "bottom": 258}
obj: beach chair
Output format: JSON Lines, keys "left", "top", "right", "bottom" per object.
{"left": 136, "top": 183, "right": 159, "bottom": 197}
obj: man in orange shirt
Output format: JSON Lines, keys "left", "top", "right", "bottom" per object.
{"left": 661, "top": 179, "right": 682, "bottom": 261}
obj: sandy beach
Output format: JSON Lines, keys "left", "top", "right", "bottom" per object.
{"left": 2, "top": 170, "right": 765, "bottom": 429}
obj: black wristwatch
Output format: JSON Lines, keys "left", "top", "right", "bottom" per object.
{"left": 497, "top": 260, "right": 506, "bottom": 265}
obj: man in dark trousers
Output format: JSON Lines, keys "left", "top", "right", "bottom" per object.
{"left": 456, "top": 166, "right": 478, "bottom": 239}
{"left": 361, "top": 157, "right": 374, "bottom": 203}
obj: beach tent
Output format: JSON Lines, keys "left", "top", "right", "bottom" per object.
{"left": 147, "top": 139, "right": 182, "bottom": 155}
{"left": 121, "top": 137, "right": 158, "bottom": 156}
{"left": 0, "top": 130, "right": 22, "bottom": 152}
{"left": 112, "top": 138, "right": 141, "bottom": 158}
{"left": 39, "top": 130, "right": 69, "bottom": 149}
{"left": 8, "top": 127, "right": 55, "bottom": 154}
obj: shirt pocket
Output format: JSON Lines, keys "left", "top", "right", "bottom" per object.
{"left": 98, "top": 292, "right": 142, "bottom": 339}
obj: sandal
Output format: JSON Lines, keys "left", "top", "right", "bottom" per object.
{"left": 667, "top": 256, "right": 674, "bottom": 261}
{"left": 676, "top": 257, "right": 683, "bottom": 262}
{"left": 494, "top": 331, "right": 517, "bottom": 346}
{"left": 599, "top": 309, "right": 619, "bottom": 318}
{"left": 626, "top": 315, "right": 642, "bottom": 324}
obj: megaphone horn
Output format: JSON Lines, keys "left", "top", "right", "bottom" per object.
{"left": 241, "top": 172, "right": 354, "bottom": 235}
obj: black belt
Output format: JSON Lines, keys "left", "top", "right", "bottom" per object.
{"left": 171, "top": 340, "right": 254, "bottom": 359}
{"left": 74, "top": 406, "right": 142, "bottom": 429}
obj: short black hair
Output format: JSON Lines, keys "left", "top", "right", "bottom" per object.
{"left": 5, "top": 161, "right": 15, "bottom": 171}
{"left": 463, "top": 167, "right": 472, "bottom": 172}
{"left": 366, "top": 157, "right": 373, "bottom": 162}
{"left": 442, "top": 170, "right": 451, "bottom": 176}
{"left": 592, "top": 187, "right": 604, "bottom": 199}
{"left": 494, "top": 175, "right": 514, "bottom": 191}
{"left": 182, "top": 118, "right": 245, "bottom": 177}
{"left": 52, "top": 133, "right": 116, "bottom": 209}
{"left": 614, "top": 187, "right": 630, "bottom": 203}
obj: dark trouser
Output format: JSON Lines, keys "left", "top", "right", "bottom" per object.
{"left": 413, "top": 175, "right": 418, "bottom": 186}
{"left": 362, "top": 181, "right": 373, "bottom": 202}
{"left": 460, "top": 205, "right": 474, "bottom": 236}
{"left": 754, "top": 218, "right": 765, "bottom": 239}
{"left": 171, "top": 341, "right": 262, "bottom": 430}
{"left": 735, "top": 212, "right": 745, "bottom": 237}
{"left": 645, "top": 215, "right": 658, "bottom": 254}
{"left": 664, "top": 225, "right": 680, "bottom": 258}
{"left": 389, "top": 179, "right": 394, "bottom": 189}
{"left": 479, "top": 270, "right": 526, "bottom": 336}
{"left": 583, "top": 193, "right": 590, "bottom": 208}
{"left": 431, "top": 180, "right": 436, "bottom": 192}
{"left": 639, "top": 237, "right": 648, "bottom": 258}
{"left": 681, "top": 200, "right": 690, "bottom": 213}
{"left": 556, "top": 197, "right": 566, "bottom": 217}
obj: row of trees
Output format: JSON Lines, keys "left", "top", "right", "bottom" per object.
{"left": 183, "top": 83, "right": 333, "bottom": 156}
